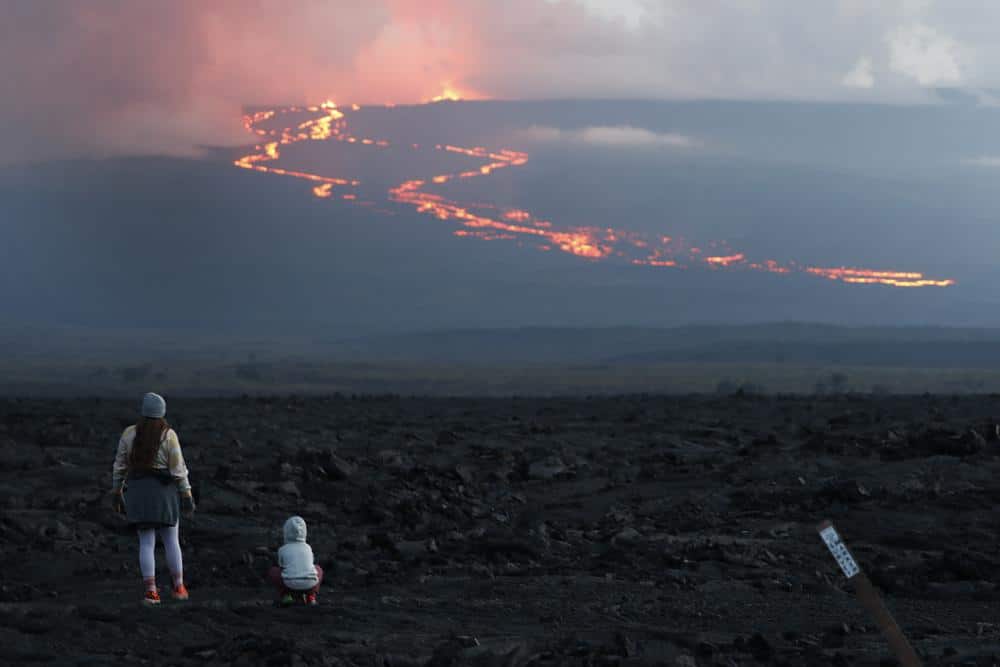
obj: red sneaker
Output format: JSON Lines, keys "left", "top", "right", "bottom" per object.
{"left": 142, "top": 589, "right": 161, "bottom": 606}
{"left": 305, "top": 592, "right": 318, "bottom": 606}
{"left": 172, "top": 584, "right": 189, "bottom": 601}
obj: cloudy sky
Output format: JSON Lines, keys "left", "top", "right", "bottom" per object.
{"left": 1, "top": 0, "right": 996, "bottom": 162}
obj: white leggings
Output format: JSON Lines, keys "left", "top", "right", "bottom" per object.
{"left": 138, "top": 523, "right": 183, "bottom": 582}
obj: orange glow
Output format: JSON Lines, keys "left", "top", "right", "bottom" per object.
{"left": 633, "top": 258, "right": 678, "bottom": 268}
{"left": 705, "top": 253, "right": 745, "bottom": 267}
{"left": 431, "top": 88, "right": 461, "bottom": 102}
{"left": 429, "top": 82, "right": 481, "bottom": 103}
{"left": 748, "top": 260, "right": 791, "bottom": 274}
{"left": 233, "top": 101, "right": 956, "bottom": 289}
{"left": 806, "top": 267, "right": 956, "bottom": 288}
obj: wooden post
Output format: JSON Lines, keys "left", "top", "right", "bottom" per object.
{"left": 817, "top": 520, "right": 923, "bottom": 667}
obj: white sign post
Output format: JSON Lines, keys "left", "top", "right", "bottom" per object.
{"left": 818, "top": 522, "right": 860, "bottom": 579}
{"left": 816, "top": 520, "right": 923, "bottom": 667}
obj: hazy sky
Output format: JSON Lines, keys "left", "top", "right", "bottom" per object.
{"left": 3, "top": 1, "right": 1000, "bottom": 163}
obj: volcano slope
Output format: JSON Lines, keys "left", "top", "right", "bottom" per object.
{"left": 2, "top": 395, "right": 1000, "bottom": 666}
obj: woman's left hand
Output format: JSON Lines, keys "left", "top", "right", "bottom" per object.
{"left": 181, "top": 493, "right": 196, "bottom": 518}
{"left": 110, "top": 491, "right": 125, "bottom": 514}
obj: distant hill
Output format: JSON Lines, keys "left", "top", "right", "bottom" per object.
{"left": 5, "top": 322, "right": 1000, "bottom": 396}
{"left": 324, "top": 323, "right": 1000, "bottom": 367}
{"left": 6, "top": 321, "right": 1000, "bottom": 368}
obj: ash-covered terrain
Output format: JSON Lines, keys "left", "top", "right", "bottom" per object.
{"left": 2, "top": 394, "right": 1000, "bottom": 666}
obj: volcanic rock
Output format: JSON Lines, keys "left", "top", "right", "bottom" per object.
{"left": 527, "top": 456, "right": 566, "bottom": 480}
{"left": 326, "top": 454, "right": 357, "bottom": 480}
{"left": 3, "top": 395, "right": 1000, "bottom": 664}
{"left": 436, "top": 430, "right": 459, "bottom": 446}
{"left": 378, "top": 449, "right": 405, "bottom": 468}
{"left": 454, "top": 464, "right": 475, "bottom": 484}
{"left": 73, "top": 604, "right": 119, "bottom": 623}
{"left": 745, "top": 633, "right": 774, "bottom": 661}
{"left": 612, "top": 527, "right": 643, "bottom": 546}
{"left": 393, "top": 538, "right": 439, "bottom": 562}
{"left": 276, "top": 480, "right": 301, "bottom": 496}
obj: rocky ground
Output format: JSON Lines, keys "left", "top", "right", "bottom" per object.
{"left": 2, "top": 394, "right": 1000, "bottom": 666}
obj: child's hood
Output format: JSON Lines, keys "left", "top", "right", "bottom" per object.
{"left": 283, "top": 516, "right": 308, "bottom": 543}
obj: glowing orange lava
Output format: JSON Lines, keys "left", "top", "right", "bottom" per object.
{"left": 806, "top": 267, "right": 955, "bottom": 288}
{"left": 705, "top": 253, "right": 746, "bottom": 267}
{"left": 233, "top": 102, "right": 956, "bottom": 289}
{"left": 429, "top": 82, "right": 479, "bottom": 103}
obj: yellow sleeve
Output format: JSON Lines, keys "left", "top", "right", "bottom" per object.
{"left": 111, "top": 426, "right": 134, "bottom": 491}
{"left": 165, "top": 429, "right": 192, "bottom": 494}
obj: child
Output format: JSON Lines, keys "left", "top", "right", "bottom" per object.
{"left": 269, "top": 516, "right": 323, "bottom": 606}
{"left": 109, "top": 392, "right": 196, "bottom": 605}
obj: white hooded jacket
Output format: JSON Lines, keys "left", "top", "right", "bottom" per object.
{"left": 278, "top": 516, "right": 319, "bottom": 590}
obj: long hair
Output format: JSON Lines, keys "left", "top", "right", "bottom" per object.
{"left": 129, "top": 416, "right": 170, "bottom": 470}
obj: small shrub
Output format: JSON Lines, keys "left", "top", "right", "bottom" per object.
{"left": 716, "top": 379, "right": 738, "bottom": 395}
{"left": 738, "top": 382, "right": 766, "bottom": 395}
{"left": 830, "top": 372, "right": 849, "bottom": 393}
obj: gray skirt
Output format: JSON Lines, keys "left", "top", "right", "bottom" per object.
{"left": 124, "top": 474, "right": 180, "bottom": 528}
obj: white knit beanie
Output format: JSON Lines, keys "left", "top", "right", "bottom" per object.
{"left": 141, "top": 392, "right": 166, "bottom": 418}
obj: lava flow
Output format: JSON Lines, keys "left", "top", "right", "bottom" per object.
{"left": 234, "top": 101, "right": 955, "bottom": 289}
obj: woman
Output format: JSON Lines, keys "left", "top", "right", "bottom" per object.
{"left": 110, "top": 392, "right": 196, "bottom": 605}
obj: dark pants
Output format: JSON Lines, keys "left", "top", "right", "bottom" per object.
{"left": 268, "top": 565, "right": 323, "bottom": 595}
